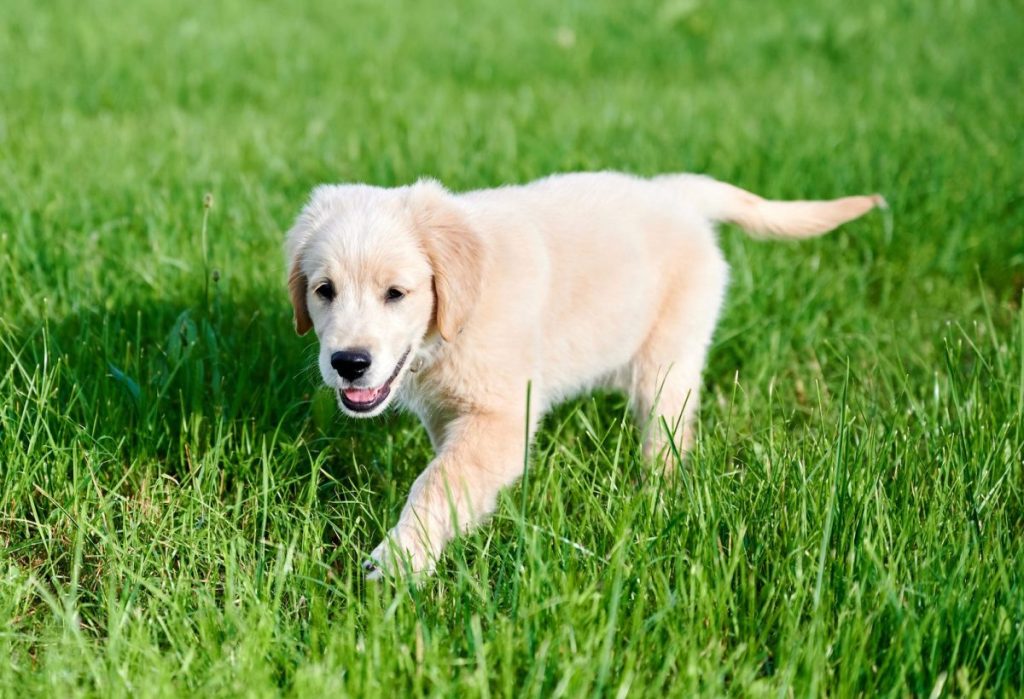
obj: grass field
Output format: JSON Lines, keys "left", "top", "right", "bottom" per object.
{"left": 2, "top": 0, "right": 1023, "bottom": 695}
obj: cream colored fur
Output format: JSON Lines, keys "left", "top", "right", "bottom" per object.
{"left": 284, "top": 171, "right": 883, "bottom": 577}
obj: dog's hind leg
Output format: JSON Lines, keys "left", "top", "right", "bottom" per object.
{"left": 630, "top": 244, "right": 729, "bottom": 474}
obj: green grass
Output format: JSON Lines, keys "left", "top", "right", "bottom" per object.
{"left": 2, "top": 0, "right": 1023, "bottom": 695}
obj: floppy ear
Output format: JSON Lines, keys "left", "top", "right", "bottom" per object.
{"left": 285, "top": 186, "right": 338, "bottom": 336}
{"left": 288, "top": 259, "right": 313, "bottom": 335}
{"left": 409, "top": 179, "right": 484, "bottom": 342}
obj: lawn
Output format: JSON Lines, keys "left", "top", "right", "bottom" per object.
{"left": 2, "top": 0, "right": 1023, "bottom": 695}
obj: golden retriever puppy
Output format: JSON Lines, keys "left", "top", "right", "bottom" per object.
{"left": 285, "top": 172, "right": 882, "bottom": 577}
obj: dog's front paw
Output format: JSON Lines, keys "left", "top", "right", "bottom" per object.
{"left": 364, "top": 527, "right": 438, "bottom": 581}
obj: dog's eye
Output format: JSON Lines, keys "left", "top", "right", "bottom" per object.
{"left": 385, "top": 287, "right": 405, "bottom": 302}
{"left": 314, "top": 282, "right": 336, "bottom": 302}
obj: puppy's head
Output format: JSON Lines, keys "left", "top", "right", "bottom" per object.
{"left": 286, "top": 179, "right": 483, "bottom": 417}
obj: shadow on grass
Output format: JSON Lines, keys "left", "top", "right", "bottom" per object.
{"left": 0, "top": 282, "right": 429, "bottom": 490}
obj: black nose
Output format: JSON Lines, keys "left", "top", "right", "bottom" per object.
{"left": 331, "top": 350, "right": 372, "bottom": 381}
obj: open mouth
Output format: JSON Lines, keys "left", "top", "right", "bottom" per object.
{"left": 337, "top": 349, "right": 410, "bottom": 413}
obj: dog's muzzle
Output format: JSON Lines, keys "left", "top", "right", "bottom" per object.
{"left": 337, "top": 349, "right": 410, "bottom": 413}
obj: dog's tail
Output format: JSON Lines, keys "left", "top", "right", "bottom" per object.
{"left": 660, "top": 174, "right": 886, "bottom": 240}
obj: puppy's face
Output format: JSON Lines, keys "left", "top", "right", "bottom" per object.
{"left": 286, "top": 181, "right": 482, "bottom": 418}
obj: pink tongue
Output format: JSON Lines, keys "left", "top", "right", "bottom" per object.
{"left": 343, "top": 386, "right": 381, "bottom": 403}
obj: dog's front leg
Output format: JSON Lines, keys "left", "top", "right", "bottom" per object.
{"left": 365, "top": 411, "right": 529, "bottom": 578}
